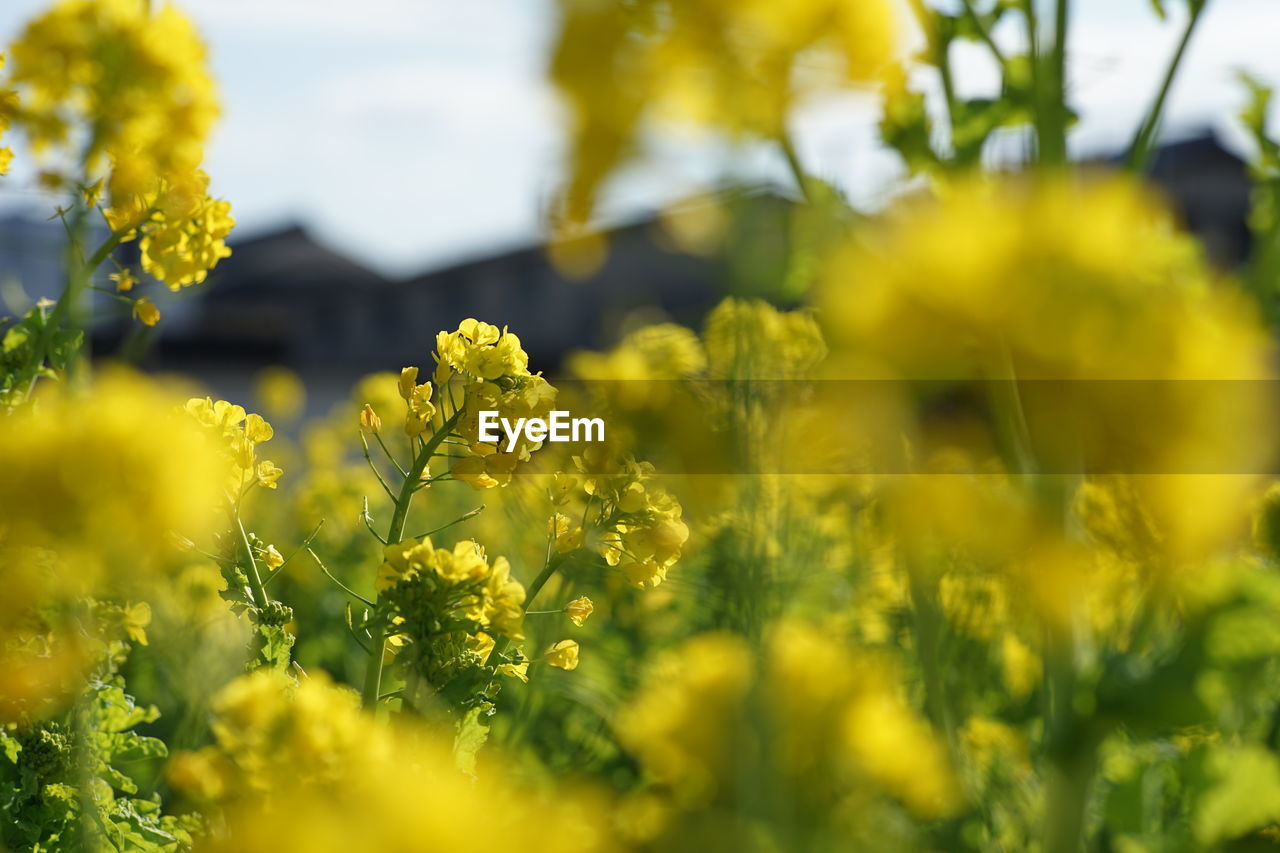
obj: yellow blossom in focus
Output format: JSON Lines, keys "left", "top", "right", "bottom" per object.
{"left": 565, "top": 596, "right": 593, "bottom": 627}
{"left": 360, "top": 403, "right": 382, "bottom": 434}
{"left": 545, "top": 639, "right": 580, "bottom": 671}
{"left": 499, "top": 661, "right": 530, "bottom": 683}
{"left": 256, "top": 460, "right": 283, "bottom": 489}
{"left": 183, "top": 396, "right": 282, "bottom": 495}
{"left": 263, "top": 545, "right": 284, "bottom": 571}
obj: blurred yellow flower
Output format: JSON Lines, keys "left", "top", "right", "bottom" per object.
{"left": 132, "top": 298, "right": 160, "bottom": 326}
{"left": 549, "top": 0, "right": 900, "bottom": 222}
{"left": 6, "top": 0, "right": 234, "bottom": 288}
{"left": 109, "top": 268, "right": 137, "bottom": 292}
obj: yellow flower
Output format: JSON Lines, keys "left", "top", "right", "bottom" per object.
{"left": 8, "top": 0, "right": 231, "bottom": 288}
{"left": 175, "top": 670, "right": 613, "bottom": 852}
{"left": 565, "top": 596, "right": 593, "bottom": 627}
{"left": 109, "top": 268, "right": 137, "bottom": 292}
{"left": 253, "top": 367, "right": 306, "bottom": 422}
{"left": 82, "top": 178, "right": 104, "bottom": 207}
{"left": 359, "top": 403, "right": 382, "bottom": 434}
{"left": 122, "top": 601, "right": 151, "bottom": 646}
{"left": 0, "top": 371, "right": 225, "bottom": 715}
{"left": 498, "top": 661, "right": 529, "bottom": 683}
{"left": 256, "top": 460, "right": 283, "bottom": 489}
{"left": 549, "top": 0, "right": 899, "bottom": 222}
{"left": 263, "top": 545, "right": 284, "bottom": 571}
{"left": 397, "top": 367, "right": 419, "bottom": 401}
{"left": 244, "top": 413, "right": 274, "bottom": 444}
{"left": 545, "top": 639, "right": 580, "bottom": 671}
{"left": 132, "top": 298, "right": 160, "bottom": 326}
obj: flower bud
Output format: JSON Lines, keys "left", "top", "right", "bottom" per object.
{"left": 360, "top": 403, "right": 382, "bottom": 434}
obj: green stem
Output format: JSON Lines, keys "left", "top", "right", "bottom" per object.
{"left": 234, "top": 513, "right": 270, "bottom": 609}
{"left": 1039, "top": 0, "right": 1071, "bottom": 168}
{"left": 1125, "top": 1, "right": 1208, "bottom": 172}
{"left": 1042, "top": 633, "right": 1106, "bottom": 853}
{"left": 906, "top": 560, "right": 956, "bottom": 751}
{"left": 361, "top": 407, "right": 464, "bottom": 709}
{"left": 484, "top": 550, "right": 572, "bottom": 681}
{"left": 778, "top": 133, "right": 813, "bottom": 204}
{"left": 24, "top": 225, "right": 132, "bottom": 399}
{"left": 960, "top": 0, "right": 1007, "bottom": 65}
{"left": 524, "top": 552, "right": 568, "bottom": 613}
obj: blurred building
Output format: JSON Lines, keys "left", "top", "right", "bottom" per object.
{"left": 1108, "top": 132, "right": 1253, "bottom": 269}
{"left": 0, "top": 132, "right": 1257, "bottom": 413}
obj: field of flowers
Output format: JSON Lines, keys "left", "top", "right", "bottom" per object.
{"left": 4, "top": 0, "right": 1280, "bottom": 850}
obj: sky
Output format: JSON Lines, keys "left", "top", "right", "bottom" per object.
{"left": 0, "top": 0, "right": 1279, "bottom": 277}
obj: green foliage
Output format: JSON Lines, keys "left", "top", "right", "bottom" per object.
{"left": 0, "top": 621, "right": 195, "bottom": 853}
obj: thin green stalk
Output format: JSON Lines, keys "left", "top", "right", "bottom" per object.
{"left": 361, "top": 407, "right": 463, "bottom": 709}
{"left": 1039, "top": 0, "right": 1071, "bottom": 167}
{"left": 1042, "top": 632, "right": 1107, "bottom": 853}
{"left": 1022, "top": 0, "right": 1043, "bottom": 163}
{"left": 960, "top": 0, "right": 1007, "bottom": 65}
{"left": 309, "top": 548, "right": 374, "bottom": 607}
{"left": 24, "top": 224, "right": 132, "bottom": 399}
{"left": 1125, "top": 1, "right": 1208, "bottom": 172}
{"left": 234, "top": 513, "right": 270, "bottom": 610}
{"left": 483, "top": 547, "right": 572, "bottom": 683}
{"left": 405, "top": 504, "right": 485, "bottom": 541}
{"left": 374, "top": 430, "right": 408, "bottom": 476}
{"left": 778, "top": 133, "right": 813, "bottom": 204}
{"left": 906, "top": 561, "right": 957, "bottom": 751}
{"left": 359, "top": 431, "right": 398, "bottom": 500}
{"left": 523, "top": 552, "right": 569, "bottom": 613}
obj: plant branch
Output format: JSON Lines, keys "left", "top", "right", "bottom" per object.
{"left": 1125, "top": 1, "right": 1208, "bottom": 172}
{"left": 361, "top": 406, "right": 464, "bottom": 709}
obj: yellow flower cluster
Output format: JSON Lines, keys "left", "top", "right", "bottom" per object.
{"left": 0, "top": 371, "right": 223, "bottom": 715}
{"left": 437, "top": 318, "right": 530, "bottom": 381}
{"left": 174, "top": 671, "right": 613, "bottom": 853}
{"left": 378, "top": 536, "right": 526, "bottom": 643}
{"left": 106, "top": 169, "right": 235, "bottom": 289}
{"left": 431, "top": 319, "right": 558, "bottom": 489}
{"left": 703, "top": 297, "right": 827, "bottom": 380}
{"left": 823, "top": 177, "right": 1275, "bottom": 581}
{"left": 545, "top": 638, "right": 580, "bottom": 671}
{"left": 558, "top": 457, "right": 689, "bottom": 589}
{"left": 615, "top": 623, "right": 961, "bottom": 842}
{"left": 570, "top": 323, "right": 707, "bottom": 383}
{"left": 4, "top": 0, "right": 232, "bottom": 288}
{"left": 823, "top": 177, "right": 1268, "bottom": 383}
{"left": 1, "top": 372, "right": 222, "bottom": 593}
{"left": 183, "top": 397, "right": 283, "bottom": 496}
{"left": 550, "top": 0, "right": 900, "bottom": 221}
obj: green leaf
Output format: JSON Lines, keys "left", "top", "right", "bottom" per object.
{"left": 1194, "top": 745, "right": 1280, "bottom": 844}
{"left": 0, "top": 729, "right": 20, "bottom": 764}
{"left": 251, "top": 621, "right": 295, "bottom": 672}
{"left": 453, "top": 706, "right": 490, "bottom": 778}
